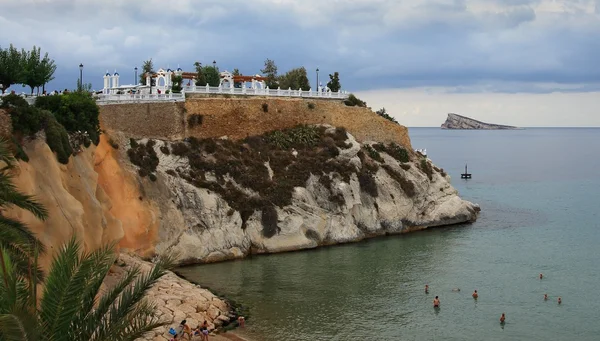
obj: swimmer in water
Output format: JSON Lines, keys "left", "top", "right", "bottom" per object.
{"left": 558, "top": 297, "right": 562, "bottom": 304}
{"left": 472, "top": 290, "right": 478, "bottom": 299}
{"left": 433, "top": 296, "right": 440, "bottom": 308}
{"left": 452, "top": 288, "right": 460, "bottom": 292}
{"left": 500, "top": 313, "right": 506, "bottom": 324}
{"left": 540, "top": 273, "right": 543, "bottom": 279}
{"left": 425, "top": 284, "right": 429, "bottom": 294}
{"left": 544, "top": 293, "right": 548, "bottom": 300}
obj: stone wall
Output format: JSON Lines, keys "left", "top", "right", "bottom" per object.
{"left": 99, "top": 97, "right": 412, "bottom": 149}
{"left": 185, "top": 97, "right": 412, "bottom": 148}
{"left": 99, "top": 102, "right": 186, "bottom": 140}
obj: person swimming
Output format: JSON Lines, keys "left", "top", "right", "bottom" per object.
{"left": 425, "top": 284, "right": 429, "bottom": 294}
{"left": 558, "top": 297, "right": 562, "bottom": 304}
{"left": 540, "top": 273, "right": 543, "bottom": 279}
{"left": 472, "top": 290, "right": 478, "bottom": 299}
{"left": 452, "top": 288, "right": 460, "bottom": 292}
{"left": 433, "top": 296, "right": 440, "bottom": 308}
{"left": 544, "top": 293, "right": 548, "bottom": 300}
{"left": 500, "top": 313, "right": 506, "bottom": 324}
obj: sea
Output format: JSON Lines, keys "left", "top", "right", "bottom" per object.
{"left": 177, "top": 128, "right": 600, "bottom": 341}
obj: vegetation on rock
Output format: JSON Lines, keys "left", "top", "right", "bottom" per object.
{"left": 127, "top": 139, "right": 159, "bottom": 181}
{"left": 344, "top": 94, "right": 367, "bottom": 107}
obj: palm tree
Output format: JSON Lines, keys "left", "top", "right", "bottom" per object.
{"left": 0, "top": 237, "right": 171, "bottom": 341}
{"left": 0, "top": 137, "right": 47, "bottom": 279}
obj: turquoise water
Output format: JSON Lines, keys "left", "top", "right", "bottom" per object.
{"left": 178, "top": 128, "right": 600, "bottom": 340}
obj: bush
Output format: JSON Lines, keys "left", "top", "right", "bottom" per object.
{"left": 9, "top": 105, "right": 45, "bottom": 136}
{"left": 307, "top": 102, "right": 315, "bottom": 110}
{"left": 420, "top": 159, "right": 433, "bottom": 181}
{"left": 344, "top": 94, "right": 366, "bottom": 107}
{"left": 363, "top": 145, "right": 384, "bottom": 163}
{"left": 400, "top": 163, "right": 411, "bottom": 171}
{"left": 187, "top": 114, "right": 203, "bottom": 128}
{"left": 382, "top": 165, "right": 416, "bottom": 197}
{"left": 160, "top": 144, "right": 170, "bottom": 155}
{"left": 261, "top": 103, "right": 269, "bottom": 113}
{"left": 127, "top": 139, "right": 159, "bottom": 178}
{"left": 10, "top": 136, "right": 28, "bottom": 162}
{"left": 0, "top": 93, "right": 29, "bottom": 109}
{"left": 358, "top": 171, "right": 378, "bottom": 197}
{"left": 383, "top": 143, "right": 409, "bottom": 163}
{"left": 375, "top": 108, "right": 399, "bottom": 124}
{"left": 171, "top": 142, "right": 190, "bottom": 156}
{"left": 45, "top": 115, "right": 73, "bottom": 164}
{"left": 35, "top": 92, "right": 100, "bottom": 145}
{"left": 261, "top": 206, "right": 279, "bottom": 238}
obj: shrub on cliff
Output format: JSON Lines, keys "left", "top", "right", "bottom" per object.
{"left": 45, "top": 115, "right": 74, "bottom": 164}
{"left": 420, "top": 159, "right": 434, "bottom": 181}
{"left": 35, "top": 91, "right": 100, "bottom": 145}
{"left": 344, "top": 94, "right": 366, "bottom": 107}
{"left": 374, "top": 142, "right": 409, "bottom": 163}
{"left": 0, "top": 93, "right": 29, "bottom": 109}
{"left": 128, "top": 139, "right": 159, "bottom": 180}
{"left": 261, "top": 206, "right": 280, "bottom": 238}
{"left": 375, "top": 108, "right": 399, "bottom": 124}
{"left": 358, "top": 170, "right": 378, "bottom": 197}
{"left": 382, "top": 165, "right": 416, "bottom": 197}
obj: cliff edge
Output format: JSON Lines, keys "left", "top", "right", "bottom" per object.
{"left": 441, "top": 113, "right": 517, "bottom": 130}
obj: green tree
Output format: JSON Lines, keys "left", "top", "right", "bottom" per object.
{"left": 0, "top": 44, "right": 24, "bottom": 94}
{"left": 21, "top": 46, "right": 42, "bottom": 95}
{"left": 140, "top": 59, "right": 154, "bottom": 85}
{"left": 193, "top": 62, "right": 206, "bottom": 86}
{"left": 171, "top": 75, "right": 183, "bottom": 93}
{"left": 0, "top": 137, "right": 48, "bottom": 280}
{"left": 203, "top": 66, "right": 220, "bottom": 87}
{"left": 232, "top": 68, "right": 242, "bottom": 88}
{"left": 39, "top": 53, "right": 56, "bottom": 94}
{"left": 278, "top": 67, "right": 310, "bottom": 90}
{"left": 0, "top": 237, "right": 172, "bottom": 341}
{"left": 327, "top": 72, "right": 341, "bottom": 92}
{"left": 260, "top": 59, "right": 279, "bottom": 88}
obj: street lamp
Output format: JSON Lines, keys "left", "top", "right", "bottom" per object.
{"left": 134, "top": 67, "right": 138, "bottom": 85}
{"left": 316, "top": 68, "right": 320, "bottom": 91}
{"left": 79, "top": 63, "right": 84, "bottom": 89}
{"left": 213, "top": 60, "right": 216, "bottom": 69}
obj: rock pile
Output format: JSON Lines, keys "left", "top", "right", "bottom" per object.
{"left": 106, "top": 254, "right": 234, "bottom": 341}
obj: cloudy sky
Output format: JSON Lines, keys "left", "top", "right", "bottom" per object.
{"left": 2, "top": 0, "right": 599, "bottom": 126}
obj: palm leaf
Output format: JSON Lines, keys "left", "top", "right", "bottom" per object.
{"left": 0, "top": 137, "right": 15, "bottom": 170}
{"left": 0, "top": 311, "right": 39, "bottom": 341}
{"left": 0, "top": 173, "right": 48, "bottom": 220}
{"left": 39, "top": 237, "right": 99, "bottom": 340}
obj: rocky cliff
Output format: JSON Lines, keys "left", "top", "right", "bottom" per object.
{"left": 441, "top": 113, "right": 517, "bottom": 129}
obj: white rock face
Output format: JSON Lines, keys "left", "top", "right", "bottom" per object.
{"left": 137, "top": 131, "right": 479, "bottom": 264}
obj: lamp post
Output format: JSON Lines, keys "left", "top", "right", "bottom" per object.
{"left": 316, "top": 68, "right": 319, "bottom": 91}
{"left": 79, "top": 63, "right": 84, "bottom": 89}
{"left": 134, "top": 67, "right": 138, "bottom": 85}
{"left": 213, "top": 60, "right": 216, "bottom": 69}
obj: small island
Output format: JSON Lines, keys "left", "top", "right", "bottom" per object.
{"left": 441, "top": 113, "right": 518, "bottom": 130}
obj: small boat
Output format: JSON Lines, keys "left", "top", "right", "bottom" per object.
{"left": 461, "top": 164, "right": 472, "bottom": 179}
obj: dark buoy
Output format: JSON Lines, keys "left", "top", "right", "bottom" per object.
{"left": 461, "top": 164, "right": 472, "bottom": 179}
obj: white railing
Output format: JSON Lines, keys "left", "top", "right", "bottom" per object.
{"left": 182, "top": 84, "right": 349, "bottom": 99}
{"left": 95, "top": 93, "right": 185, "bottom": 105}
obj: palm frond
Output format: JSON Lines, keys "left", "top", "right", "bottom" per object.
{"left": 39, "top": 237, "right": 100, "bottom": 340}
{"left": 0, "top": 311, "right": 39, "bottom": 341}
{"left": 0, "top": 137, "right": 15, "bottom": 170}
{"left": 91, "top": 262, "right": 168, "bottom": 341}
{"left": 0, "top": 215, "right": 45, "bottom": 254}
{"left": 69, "top": 243, "right": 117, "bottom": 341}
{"left": 0, "top": 174, "right": 48, "bottom": 220}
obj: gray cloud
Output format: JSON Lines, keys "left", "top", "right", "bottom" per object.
{"left": 1, "top": 0, "right": 599, "bottom": 93}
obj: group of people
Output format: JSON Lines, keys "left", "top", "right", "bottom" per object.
{"left": 170, "top": 320, "right": 210, "bottom": 340}
{"left": 425, "top": 273, "right": 562, "bottom": 325}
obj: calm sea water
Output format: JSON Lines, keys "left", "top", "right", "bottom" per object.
{"left": 178, "top": 128, "right": 600, "bottom": 341}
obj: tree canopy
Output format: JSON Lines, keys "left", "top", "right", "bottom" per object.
{"left": 278, "top": 67, "right": 310, "bottom": 90}
{"left": 327, "top": 72, "right": 341, "bottom": 92}
{"left": 261, "top": 59, "right": 279, "bottom": 88}
{"left": 0, "top": 45, "right": 56, "bottom": 94}
{"left": 140, "top": 59, "right": 154, "bottom": 85}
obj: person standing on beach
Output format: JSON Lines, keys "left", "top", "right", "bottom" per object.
{"left": 472, "top": 290, "right": 478, "bottom": 299}
{"left": 433, "top": 296, "right": 440, "bottom": 308}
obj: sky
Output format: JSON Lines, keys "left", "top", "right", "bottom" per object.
{"left": 1, "top": 0, "right": 599, "bottom": 126}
